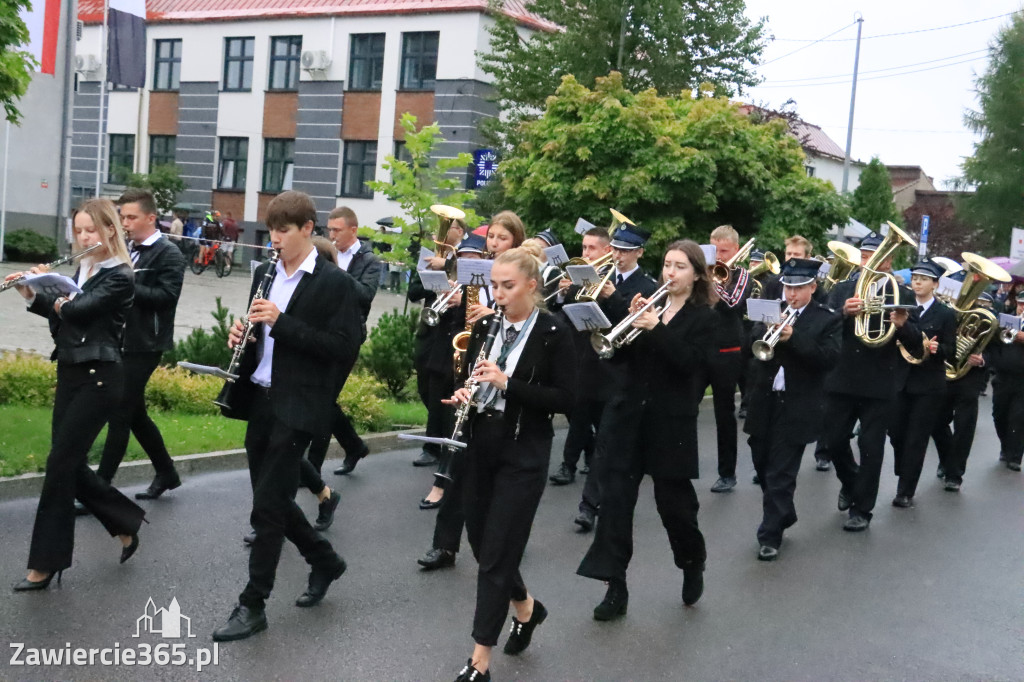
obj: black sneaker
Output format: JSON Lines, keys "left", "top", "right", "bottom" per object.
{"left": 549, "top": 463, "right": 575, "bottom": 486}
{"left": 313, "top": 490, "right": 341, "bottom": 531}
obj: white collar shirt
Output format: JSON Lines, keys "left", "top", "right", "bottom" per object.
{"left": 336, "top": 240, "right": 362, "bottom": 272}
{"left": 615, "top": 265, "right": 639, "bottom": 285}
{"left": 250, "top": 248, "right": 318, "bottom": 388}
{"left": 482, "top": 311, "right": 539, "bottom": 412}
{"left": 772, "top": 304, "right": 807, "bottom": 392}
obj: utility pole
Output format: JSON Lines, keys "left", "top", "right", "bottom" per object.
{"left": 838, "top": 13, "right": 864, "bottom": 242}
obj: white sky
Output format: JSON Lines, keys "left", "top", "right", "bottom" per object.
{"left": 742, "top": 1, "right": 1021, "bottom": 189}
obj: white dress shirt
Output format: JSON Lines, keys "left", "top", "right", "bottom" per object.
{"left": 250, "top": 247, "right": 318, "bottom": 388}
{"left": 128, "top": 230, "right": 162, "bottom": 265}
{"left": 336, "top": 239, "right": 362, "bottom": 272}
{"left": 772, "top": 304, "right": 806, "bottom": 392}
{"left": 480, "top": 311, "right": 539, "bottom": 412}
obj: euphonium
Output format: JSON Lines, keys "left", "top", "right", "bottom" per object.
{"left": 821, "top": 241, "right": 861, "bottom": 294}
{"left": 853, "top": 222, "right": 916, "bottom": 348}
{"left": 590, "top": 281, "right": 670, "bottom": 359}
{"left": 748, "top": 252, "right": 780, "bottom": 299}
{"left": 712, "top": 237, "right": 756, "bottom": 285}
{"left": 429, "top": 204, "right": 465, "bottom": 278}
{"left": 944, "top": 252, "right": 1011, "bottom": 380}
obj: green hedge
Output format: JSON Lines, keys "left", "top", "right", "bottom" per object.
{"left": 4, "top": 229, "right": 58, "bottom": 262}
{"left": 359, "top": 308, "right": 418, "bottom": 399}
{"left": 0, "top": 353, "right": 56, "bottom": 407}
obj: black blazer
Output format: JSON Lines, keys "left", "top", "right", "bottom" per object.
{"left": 985, "top": 334, "right": 1024, "bottom": 383}
{"left": 344, "top": 239, "right": 381, "bottom": 322}
{"left": 549, "top": 283, "right": 615, "bottom": 400}
{"left": 230, "top": 255, "right": 362, "bottom": 436}
{"left": 600, "top": 301, "right": 717, "bottom": 480}
{"left": 462, "top": 310, "right": 577, "bottom": 445}
{"left": 602, "top": 269, "right": 659, "bottom": 325}
{"left": 744, "top": 302, "right": 842, "bottom": 444}
{"left": 824, "top": 277, "right": 924, "bottom": 400}
{"left": 902, "top": 299, "right": 957, "bottom": 395}
{"left": 30, "top": 262, "right": 134, "bottom": 364}
{"left": 125, "top": 236, "right": 185, "bottom": 353}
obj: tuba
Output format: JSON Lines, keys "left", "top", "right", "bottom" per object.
{"left": 853, "top": 222, "right": 916, "bottom": 348}
{"left": 821, "top": 241, "right": 861, "bottom": 294}
{"left": 429, "top": 204, "right": 465, "bottom": 278}
{"left": 944, "top": 252, "right": 1011, "bottom": 380}
{"left": 748, "top": 252, "right": 780, "bottom": 299}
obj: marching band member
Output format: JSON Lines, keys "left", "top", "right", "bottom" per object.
{"left": 890, "top": 259, "right": 956, "bottom": 507}
{"left": 524, "top": 229, "right": 563, "bottom": 302}
{"left": 444, "top": 247, "right": 576, "bottom": 682}
{"left": 8, "top": 198, "right": 145, "bottom": 591}
{"left": 824, "top": 233, "right": 923, "bottom": 532}
{"left": 465, "top": 211, "right": 526, "bottom": 324}
{"left": 745, "top": 259, "right": 841, "bottom": 560}
{"left": 698, "top": 225, "right": 752, "bottom": 493}
{"left": 985, "top": 295, "right": 1024, "bottom": 471}
{"left": 578, "top": 240, "right": 716, "bottom": 619}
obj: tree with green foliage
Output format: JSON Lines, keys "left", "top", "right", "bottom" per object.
{"left": 123, "top": 165, "right": 188, "bottom": 215}
{"left": 958, "top": 13, "right": 1024, "bottom": 251}
{"left": 850, "top": 157, "right": 898, "bottom": 233}
{"left": 367, "top": 113, "right": 480, "bottom": 269}
{"left": 499, "top": 73, "right": 849, "bottom": 257}
{"left": 1, "top": 0, "right": 37, "bottom": 124}
{"left": 479, "top": 0, "right": 768, "bottom": 146}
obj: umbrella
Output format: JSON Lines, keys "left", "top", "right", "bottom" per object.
{"left": 893, "top": 268, "right": 912, "bottom": 284}
{"left": 1008, "top": 259, "right": 1024, "bottom": 281}
{"left": 989, "top": 256, "right": 1015, "bottom": 269}
{"left": 473, "top": 225, "right": 489, "bottom": 237}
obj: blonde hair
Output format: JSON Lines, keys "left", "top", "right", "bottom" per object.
{"left": 494, "top": 246, "right": 546, "bottom": 308}
{"left": 75, "top": 198, "right": 131, "bottom": 265}
{"left": 518, "top": 240, "right": 546, "bottom": 263}
{"left": 312, "top": 235, "right": 338, "bottom": 262}
{"left": 710, "top": 225, "right": 739, "bottom": 245}
{"left": 785, "top": 234, "right": 813, "bottom": 256}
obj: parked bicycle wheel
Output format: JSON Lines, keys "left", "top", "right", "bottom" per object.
{"left": 215, "top": 249, "right": 232, "bottom": 278}
{"left": 190, "top": 254, "right": 207, "bottom": 275}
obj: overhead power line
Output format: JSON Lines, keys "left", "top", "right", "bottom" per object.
{"left": 771, "top": 11, "right": 1018, "bottom": 43}
{"left": 756, "top": 55, "right": 988, "bottom": 89}
{"left": 765, "top": 48, "right": 990, "bottom": 84}
{"left": 759, "top": 21, "right": 857, "bottom": 66}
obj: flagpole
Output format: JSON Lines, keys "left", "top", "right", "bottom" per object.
{"left": 94, "top": 0, "right": 109, "bottom": 197}
{"left": 0, "top": 121, "right": 10, "bottom": 261}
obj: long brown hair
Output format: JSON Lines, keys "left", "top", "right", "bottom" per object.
{"left": 76, "top": 198, "right": 131, "bottom": 265}
{"left": 664, "top": 239, "right": 716, "bottom": 307}
{"left": 488, "top": 211, "right": 526, "bottom": 248}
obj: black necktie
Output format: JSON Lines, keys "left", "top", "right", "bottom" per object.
{"left": 616, "top": 274, "right": 624, "bottom": 286}
{"left": 497, "top": 326, "right": 520, "bottom": 369}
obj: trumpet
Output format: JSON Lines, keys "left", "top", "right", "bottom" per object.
{"left": 712, "top": 237, "right": 756, "bottom": 285}
{"left": 0, "top": 243, "right": 102, "bottom": 293}
{"left": 1001, "top": 323, "right": 1021, "bottom": 344}
{"left": 421, "top": 283, "right": 461, "bottom": 326}
{"left": 542, "top": 252, "right": 616, "bottom": 303}
{"left": 590, "top": 281, "right": 670, "bottom": 359}
{"left": 751, "top": 305, "right": 799, "bottom": 362}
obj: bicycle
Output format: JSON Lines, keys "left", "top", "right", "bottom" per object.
{"left": 190, "top": 241, "right": 231, "bottom": 277}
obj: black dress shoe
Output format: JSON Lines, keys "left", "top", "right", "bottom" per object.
{"left": 574, "top": 509, "right": 595, "bottom": 532}
{"left": 503, "top": 599, "right": 548, "bottom": 655}
{"left": 295, "top": 558, "right": 347, "bottom": 607}
{"left": 74, "top": 501, "right": 91, "bottom": 516}
{"left": 334, "top": 444, "right": 370, "bottom": 475}
{"left": 135, "top": 472, "right": 182, "bottom": 500}
{"left": 580, "top": 464, "right": 590, "bottom": 475}
{"left": 593, "top": 579, "right": 628, "bottom": 621}
{"left": 454, "top": 658, "right": 491, "bottom": 682}
{"left": 815, "top": 459, "right": 831, "bottom": 472}
{"left": 13, "top": 570, "right": 62, "bottom": 592}
{"left": 682, "top": 563, "right": 704, "bottom": 606}
{"left": 1008, "top": 461, "right": 1022, "bottom": 472}
{"left": 412, "top": 450, "right": 439, "bottom": 467}
{"left": 999, "top": 450, "right": 1008, "bottom": 462}
{"left": 757, "top": 545, "right": 779, "bottom": 561}
{"left": 549, "top": 462, "right": 575, "bottom": 486}
{"left": 710, "top": 476, "right": 737, "bottom": 493}
{"left": 417, "top": 548, "right": 456, "bottom": 570}
{"left": 943, "top": 479, "right": 962, "bottom": 492}
{"left": 892, "top": 494, "right": 914, "bottom": 508}
{"left": 313, "top": 490, "right": 342, "bottom": 531}
{"left": 419, "top": 495, "right": 443, "bottom": 510}
{"left": 837, "top": 489, "right": 851, "bottom": 512}
{"left": 211, "top": 604, "right": 268, "bottom": 642}
{"left": 242, "top": 530, "right": 256, "bottom": 546}
{"left": 843, "top": 515, "right": 870, "bottom": 532}
{"left": 751, "top": 473, "right": 760, "bottom": 485}
{"left": 120, "top": 534, "right": 139, "bottom": 564}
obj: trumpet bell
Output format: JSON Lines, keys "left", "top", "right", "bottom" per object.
{"left": 751, "top": 339, "right": 774, "bottom": 362}
{"left": 420, "top": 307, "right": 440, "bottom": 327}
{"left": 590, "top": 332, "right": 615, "bottom": 360}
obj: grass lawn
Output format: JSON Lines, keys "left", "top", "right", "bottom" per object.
{"left": 0, "top": 401, "right": 427, "bottom": 478}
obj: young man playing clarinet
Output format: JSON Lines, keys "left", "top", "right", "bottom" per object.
{"left": 212, "top": 191, "right": 362, "bottom": 642}
{"left": 745, "top": 259, "right": 841, "bottom": 560}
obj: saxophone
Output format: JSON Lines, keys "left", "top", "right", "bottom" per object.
{"left": 451, "top": 280, "right": 481, "bottom": 379}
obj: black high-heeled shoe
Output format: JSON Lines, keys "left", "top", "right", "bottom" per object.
{"left": 120, "top": 534, "right": 139, "bottom": 564}
{"left": 13, "top": 570, "right": 63, "bottom": 592}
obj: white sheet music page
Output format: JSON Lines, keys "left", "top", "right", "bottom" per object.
{"left": 417, "top": 269, "right": 451, "bottom": 293}
{"left": 562, "top": 302, "right": 613, "bottom": 332}
{"left": 456, "top": 258, "right": 493, "bottom": 287}
{"left": 746, "top": 298, "right": 783, "bottom": 324}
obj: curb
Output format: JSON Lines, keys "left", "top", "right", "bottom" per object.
{"left": 0, "top": 427, "right": 426, "bottom": 503}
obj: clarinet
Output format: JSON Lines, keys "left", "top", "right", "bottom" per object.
{"left": 213, "top": 250, "right": 280, "bottom": 410}
{"left": 0, "top": 243, "right": 102, "bottom": 293}
{"left": 434, "top": 307, "right": 505, "bottom": 483}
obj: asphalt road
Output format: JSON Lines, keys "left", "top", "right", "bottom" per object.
{"left": 1, "top": 400, "right": 1022, "bottom": 682}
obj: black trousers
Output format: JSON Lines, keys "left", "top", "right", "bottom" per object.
{"left": 891, "top": 391, "right": 943, "bottom": 497}
{"left": 561, "top": 398, "right": 604, "bottom": 471}
{"left": 749, "top": 394, "right": 807, "bottom": 549}
{"left": 307, "top": 402, "right": 365, "bottom": 463}
{"left": 239, "top": 391, "right": 340, "bottom": 610}
{"left": 932, "top": 380, "right": 980, "bottom": 484}
{"left": 578, "top": 469, "right": 706, "bottom": 583}
{"left": 420, "top": 368, "right": 454, "bottom": 458}
{"left": 825, "top": 392, "right": 893, "bottom": 520}
{"left": 97, "top": 351, "right": 176, "bottom": 482}
{"left": 694, "top": 350, "right": 743, "bottom": 478}
{"left": 993, "top": 381, "right": 1024, "bottom": 464}
{"left": 28, "top": 361, "right": 145, "bottom": 573}
{"left": 433, "top": 448, "right": 465, "bottom": 553}
{"left": 462, "top": 413, "right": 549, "bottom": 647}
{"left": 578, "top": 404, "right": 614, "bottom": 515}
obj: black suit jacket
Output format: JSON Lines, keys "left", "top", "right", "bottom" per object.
{"left": 230, "top": 255, "right": 362, "bottom": 436}
{"left": 985, "top": 334, "right": 1024, "bottom": 383}
{"left": 902, "top": 299, "right": 957, "bottom": 395}
{"left": 125, "top": 236, "right": 185, "bottom": 353}
{"left": 602, "top": 269, "right": 659, "bottom": 326}
{"left": 744, "top": 302, "right": 842, "bottom": 444}
{"left": 343, "top": 239, "right": 381, "bottom": 323}
{"left": 601, "top": 301, "right": 717, "bottom": 480}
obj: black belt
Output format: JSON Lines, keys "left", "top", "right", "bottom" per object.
{"left": 253, "top": 384, "right": 272, "bottom": 398}
{"left": 478, "top": 408, "right": 505, "bottom": 419}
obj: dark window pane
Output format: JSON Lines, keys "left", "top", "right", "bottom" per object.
{"left": 218, "top": 137, "right": 249, "bottom": 189}
{"left": 400, "top": 32, "right": 439, "bottom": 90}
{"left": 108, "top": 134, "right": 135, "bottom": 184}
{"left": 341, "top": 141, "right": 376, "bottom": 197}
{"left": 224, "top": 37, "right": 255, "bottom": 90}
{"left": 153, "top": 39, "right": 182, "bottom": 90}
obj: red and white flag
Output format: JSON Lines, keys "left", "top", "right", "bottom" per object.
{"left": 21, "top": 0, "right": 61, "bottom": 75}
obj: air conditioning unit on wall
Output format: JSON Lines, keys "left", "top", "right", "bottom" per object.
{"left": 300, "top": 50, "right": 331, "bottom": 72}
{"left": 74, "top": 54, "right": 100, "bottom": 73}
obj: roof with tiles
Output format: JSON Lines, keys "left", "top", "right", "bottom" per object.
{"left": 78, "top": 0, "right": 555, "bottom": 31}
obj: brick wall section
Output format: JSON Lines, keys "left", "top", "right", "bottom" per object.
{"left": 176, "top": 82, "right": 219, "bottom": 210}
{"left": 342, "top": 92, "right": 381, "bottom": 140}
{"left": 263, "top": 91, "right": 298, "bottom": 139}
{"left": 211, "top": 190, "right": 245, "bottom": 219}
{"left": 432, "top": 80, "right": 497, "bottom": 189}
{"left": 69, "top": 81, "right": 108, "bottom": 195}
{"left": 292, "top": 80, "right": 345, "bottom": 224}
{"left": 148, "top": 91, "right": 179, "bottom": 135}
{"left": 256, "top": 192, "right": 278, "bottom": 222}
{"left": 393, "top": 91, "right": 435, "bottom": 139}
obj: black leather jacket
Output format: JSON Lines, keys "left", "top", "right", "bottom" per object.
{"left": 124, "top": 236, "right": 185, "bottom": 353}
{"left": 29, "top": 262, "right": 134, "bottom": 364}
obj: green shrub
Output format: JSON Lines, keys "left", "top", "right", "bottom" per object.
{"left": 4, "top": 229, "right": 58, "bottom": 262}
{"left": 162, "top": 297, "right": 234, "bottom": 368}
{"left": 359, "top": 308, "right": 418, "bottom": 399}
{"left": 339, "top": 372, "right": 390, "bottom": 432}
{"left": 145, "top": 366, "right": 221, "bottom": 415}
{"left": 0, "top": 353, "right": 56, "bottom": 406}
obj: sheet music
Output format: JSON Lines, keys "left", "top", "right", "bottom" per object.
{"left": 817, "top": 262, "right": 831, "bottom": 278}
{"left": 18, "top": 273, "right": 82, "bottom": 297}
{"left": 700, "top": 244, "right": 717, "bottom": 266}
{"left": 456, "top": 258, "right": 493, "bottom": 287}
{"left": 574, "top": 218, "right": 596, "bottom": 235}
{"left": 998, "top": 313, "right": 1022, "bottom": 331}
{"left": 937, "top": 276, "right": 962, "bottom": 302}
{"left": 398, "top": 433, "right": 468, "bottom": 449}
{"left": 418, "top": 246, "right": 435, "bottom": 270}
{"left": 543, "top": 244, "right": 569, "bottom": 266}
{"left": 746, "top": 298, "right": 782, "bottom": 324}
{"left": 566, "top": 264, "right": 600, "bottom": 289}
{"left": 177, "top": 361, "right": 238, "bottom": 381}
{"left": 417, "top": 269, "right": 451, "bottom": 293}
{"left": 562, "top": 302, "right": 613, "bottom": 332}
